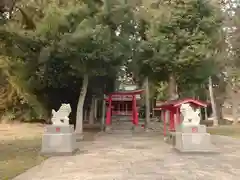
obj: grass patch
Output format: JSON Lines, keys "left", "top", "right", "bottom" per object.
{"left": 0, "top": 137, "right": 47, "bottom": 180}
{"left": 0, "top": 124, "right": 47, "bottom": 180}
{"left": 0, "top": 123, "right": 100, "bottom": 180}
{"left": 207, "top": 125, "right": 240, "bottom": 138}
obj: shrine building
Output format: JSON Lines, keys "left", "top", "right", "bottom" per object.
{"left": 104, "top": 83, "right": 144, "bottom": 127}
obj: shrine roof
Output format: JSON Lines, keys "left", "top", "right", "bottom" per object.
{"left": 106, "top": 89, "right": 144, "bottom": 96}
{"left": 155, "top": 98, "right": 207, "bottom": 109}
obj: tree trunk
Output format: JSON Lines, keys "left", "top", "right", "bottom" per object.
{"left": 89, "top": 97, "right": 95, "bottom": 125}
{"left": 204, "top": 107, "right": 208, "bottom": 120}
{"left": 232, "top": 101, "right": 238, "bottom": 125}
{"left": 144, "top": 76, "right": 150, "bottom": 129}
{"left": 76, "top": 74, "right": 89, "bottom": 136}
{"left": 101, "top": 96, "right": 106, "bottom": 131}
{"left": 94, "top": 98, "right": 98, "bottom": 119}
{"left": 84, "top": 109, "right": 88, "bottom": 122}
{"left": 152, "top": 99, "right": 155, "bottom": 117}
{"left": 231, "top": 90, "right": 239, "bottom": 125}
{"left": 216, "top": 100, "right": 224, "bottom": 124}
{"left": 208, "top": 76, "right": 218, "bottom": 126}
{"left": 168, "top": 73, "right": 178, "bottom": 100}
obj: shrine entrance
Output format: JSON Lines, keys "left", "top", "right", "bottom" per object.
{"left": 111, "top": 100, "right": 133, "bottom": 116}
{"left": 105, "top": 90, "right": 144, "bottom": 128}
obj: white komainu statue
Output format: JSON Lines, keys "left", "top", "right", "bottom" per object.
{"left": 180, "top": 103, "right": 201, "bottom": 126}
{"left": 51, "top": 103, "right": 72, "bottom": 125}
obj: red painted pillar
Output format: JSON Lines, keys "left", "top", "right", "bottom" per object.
{"left": 106, "top": 95, "right": 112, "bottom": 125}
{"left": 131, "top": 95, "right": 135, "bottom": 125}
{"left": 169, "top": 111, "right": 175, "bottom": 131}
{"left": 133, "top": 95, "right": 138, "bottom": 126}
{"left": 132, "top": 95, "right": 138, "bottom": 125}
{"left": 163, "top": 110, "right": 166, "bottom": 136}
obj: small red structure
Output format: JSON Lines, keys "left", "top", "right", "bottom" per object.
{"left": 154, "top": 98, "right": 207, "bottom": 136}
{"left": 105, "top": 89, "right": 144, "bottom": 127}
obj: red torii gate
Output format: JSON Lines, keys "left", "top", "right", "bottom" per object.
{"left": 154, "top": 98, "right": 207, "bottom": 136}
{"left": 105, "top": 89, "right": 144, "bottom": 127}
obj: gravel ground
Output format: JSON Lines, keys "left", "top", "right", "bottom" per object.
{"left": 13, "top": 130, "right": 240, "bottom": 180}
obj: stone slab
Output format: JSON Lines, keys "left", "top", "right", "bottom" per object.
{"left": 175, "top": 132, "right": 218, "bottom": 153}
{"left": 40, "top": 148, "right": 79, "bottom": 156}
{"left": 175, "top": 125, "right": 206, "bottom": 133}
{"left": 41, "top": 132, "right": 78, "bottom": 155}
{"left": 174, "top": 148, "right": 219, "bottom": 154}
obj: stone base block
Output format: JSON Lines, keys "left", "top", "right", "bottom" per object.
{"left": 41, "top": 125, "right": 78, "bottom": 155}
{"left": 175, "top": 132, "right": 218, "bottom": 153}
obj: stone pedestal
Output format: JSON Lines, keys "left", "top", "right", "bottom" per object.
{"left": 174, "top": 125, "right": 217, "bottom": 153}
{"left": 41, "top": 125, "right": 78, "bottom": 155}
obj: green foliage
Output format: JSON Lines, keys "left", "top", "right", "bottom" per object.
{"left": 130, "top": 0, "right": 223, "bottom": 97}
{"left": 154, "top": 82, "right": 168, "bottom": 101}
{"left": 0, "top": 0, "right": 227, "bottom": 121}
{"left": 0, "top": 0, "right": 134, "bottom": 121}
{"left": 0, "top": 55, "right": 47, "bottom": 120}
{"left": 227, "top": 4, "right": 240, "bottom": 87}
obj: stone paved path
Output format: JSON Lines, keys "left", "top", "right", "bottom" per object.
{"left": 13, "top": 131, "right": 240, "bottom": 180}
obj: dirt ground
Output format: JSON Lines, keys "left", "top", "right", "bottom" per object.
{"left": 0, "top": 123, "right": 99, "bottom": 180}
{"left": 1, "top": 122, "right": 240, "bottom": 180}
{"left": 12, "top": 131, "right": 240, "bottom": 180}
